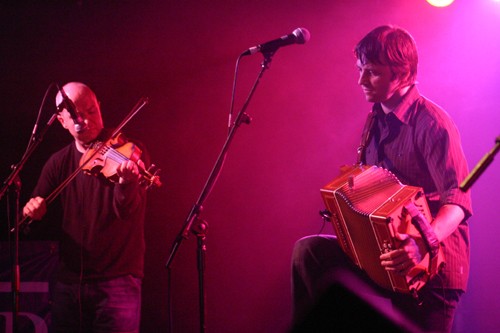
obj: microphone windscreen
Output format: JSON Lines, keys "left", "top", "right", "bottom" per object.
{"left": 293, "top": 27, "right": 311, "bottom": 44}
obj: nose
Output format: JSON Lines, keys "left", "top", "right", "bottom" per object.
{"left": 358, "top": 70, "right": 368, "bottom": 86}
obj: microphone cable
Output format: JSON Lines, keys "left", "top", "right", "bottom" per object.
{"left": 227, "top": 52, "right": 244, "bottom": 136}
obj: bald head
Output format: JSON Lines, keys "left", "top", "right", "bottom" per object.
{"left": 56, "top": 82, "right": 98, "bottom": 108}
{"left": 55, "top": 82, "right": 104, "bottom": 152}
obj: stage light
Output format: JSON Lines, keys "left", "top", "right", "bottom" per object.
{"left": 426, "top": 0, "right": 455, "bottom": 7}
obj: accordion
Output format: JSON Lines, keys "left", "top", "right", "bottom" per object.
{"left": 320, "top": 165, "right": 443, "bottom": 294}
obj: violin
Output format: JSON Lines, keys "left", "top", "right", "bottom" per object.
{"left": 80, "top": 132, "right": 162, "bottom": 189}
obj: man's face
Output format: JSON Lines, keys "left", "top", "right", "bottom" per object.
{"left": 356, "top": 59, "right": 400, "bottom": 104}
{"left": 57, "top": 91, "right": 104, "bottom": 145}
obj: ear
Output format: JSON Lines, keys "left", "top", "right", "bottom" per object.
{"left": 399, "top": 71, "right": 411, "bottom": 87}
{"left": 56, "top": 113, "right": 69, "bottom": 129}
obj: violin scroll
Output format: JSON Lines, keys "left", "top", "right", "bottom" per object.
{"left": 140, "top": 164, "right": 162, "bottom": 189}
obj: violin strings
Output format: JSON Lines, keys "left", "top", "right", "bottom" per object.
{"left": 104, "top": 146, "right": 157, "bottom": 183}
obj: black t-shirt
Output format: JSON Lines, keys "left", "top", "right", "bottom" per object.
{"left": 32, "top": 136, "right": 147, "bottom": 282}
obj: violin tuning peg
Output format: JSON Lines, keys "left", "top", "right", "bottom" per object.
{"left": 152, "top": 168, "right": 162, "bottom": 188}
{"left": 140, "top": 164, "right": 162, "bottom": 190}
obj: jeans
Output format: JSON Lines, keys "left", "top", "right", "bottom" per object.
{"left": 291, "top": 234, "right": 462, "bottom": 333}
{"left": 50, "top": 275, "right": 142, "bottom": 333}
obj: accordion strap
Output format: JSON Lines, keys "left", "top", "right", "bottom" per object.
{"left": 404, "top": 202, "right": 441, "bottom": 276}
{"left": 356, "top": 111, "right": 376, "bottom": 165}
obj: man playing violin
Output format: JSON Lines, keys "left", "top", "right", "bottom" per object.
{"left": 22, "top": 82, "right": 147, "bottom": 333}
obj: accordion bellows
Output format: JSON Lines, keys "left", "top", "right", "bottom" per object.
{"left": 321, "top": 165, "right": 443, "bottom": 294}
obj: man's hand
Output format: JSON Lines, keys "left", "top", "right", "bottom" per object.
{"left": 116, "top": 159, "right": 144, "bottom": 184}
{"left": 22, "top": 196, "right": 47, "bottom": 221}
{"left": 379, "top": 232, "right": 425, "bottom": 275}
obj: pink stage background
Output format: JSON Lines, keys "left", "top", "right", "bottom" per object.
{"left": 1, "top": 1, "right": 499, "bottom": 332}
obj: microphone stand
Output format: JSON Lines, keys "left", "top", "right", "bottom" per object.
{"left": 165, "top": 51, "right": 276, "bottom": 333}
{"left": 0, "top": 112, "right": 58, "bottom": 333}
{"left": 460, "top": 135, "right": 500, "bottom": 192}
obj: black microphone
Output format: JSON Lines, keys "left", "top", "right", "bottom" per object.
{"left": 57, "top": 86, "right": 86, "bottom": 132}
{"left": 242, "top": 27, "right": 310, "bottom": 56}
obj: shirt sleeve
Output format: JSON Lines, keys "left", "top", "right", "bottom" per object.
{"left": 415, "top": 105, "right": 473, "bottom": 221}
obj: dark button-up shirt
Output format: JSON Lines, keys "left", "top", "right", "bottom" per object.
{"left": 363, "top": 85, "right": 472, "bottom": 290}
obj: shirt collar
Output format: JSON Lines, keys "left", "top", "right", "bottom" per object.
{"left": 372, "top": 84, "right": 420, "bottom": 125}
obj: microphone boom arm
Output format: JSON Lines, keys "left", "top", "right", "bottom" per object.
{"left": 460, "top": 135, "right": 500, "bottom": 192}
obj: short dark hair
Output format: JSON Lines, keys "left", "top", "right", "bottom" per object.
{"left": 354, "top": 25, "right": 418, "bottom": 86}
